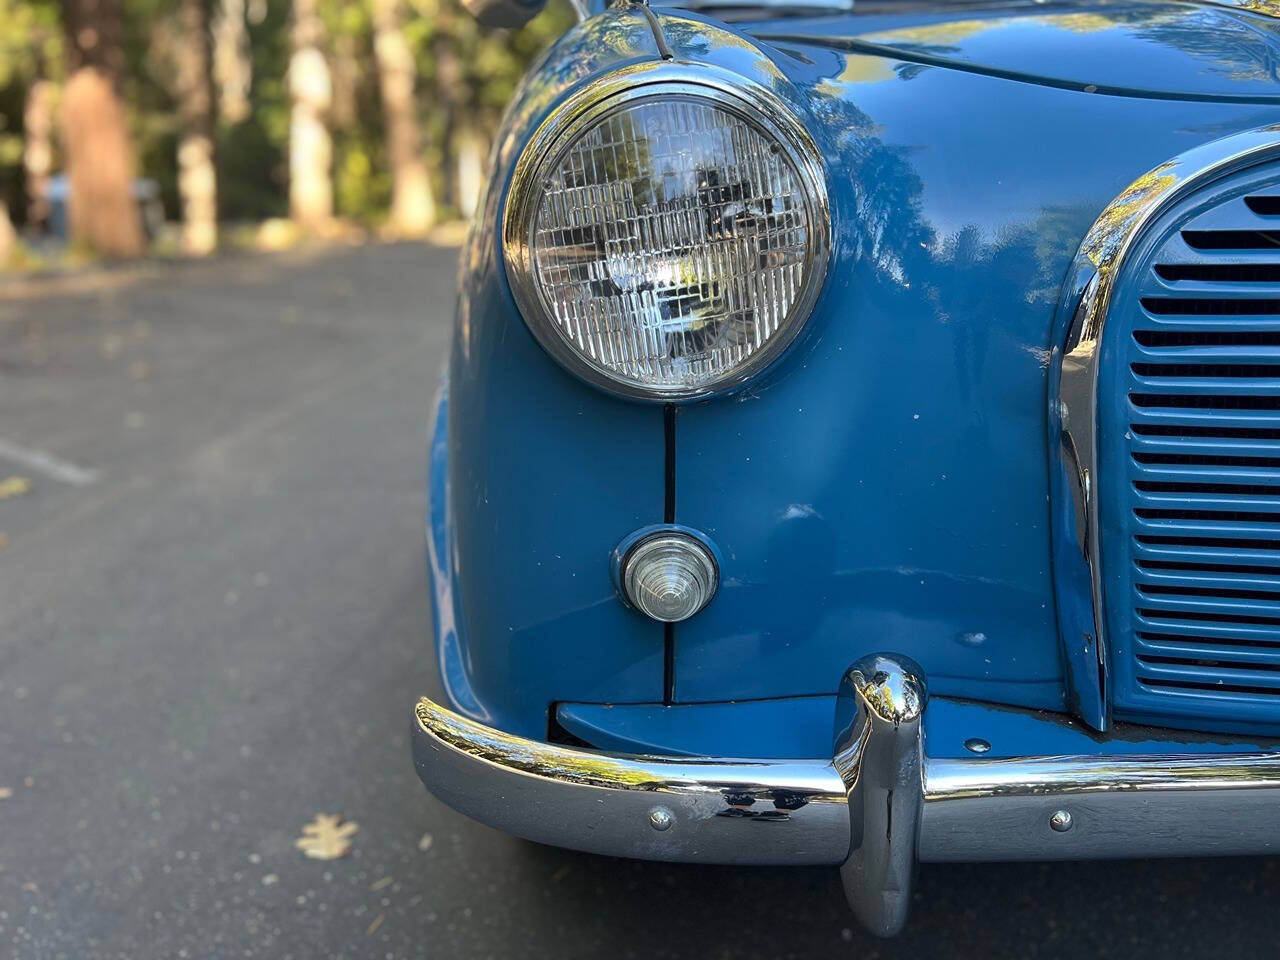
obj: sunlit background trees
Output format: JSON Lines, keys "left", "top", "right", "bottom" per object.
{"left": 0, "top": 0, "right": 570, "bottom": 267}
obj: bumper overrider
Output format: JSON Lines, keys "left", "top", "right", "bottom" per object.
{"left": 413, "top": 654, "right": 1280, "bottom": 936}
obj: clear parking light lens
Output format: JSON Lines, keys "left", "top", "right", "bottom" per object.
{"left": 622, "top": 534, "right": 719, "bottom": 623}
{"left": 504, "top": 78, "right": 829, "bottom": 399}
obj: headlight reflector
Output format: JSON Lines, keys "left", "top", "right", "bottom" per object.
{"left": 504, "top": 74, "right": 829, "bottom": 400}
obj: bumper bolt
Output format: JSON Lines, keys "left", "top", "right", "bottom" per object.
{"left": 1049, "top": 809, "right": 1073, "bottom": 833}
{"left": 648, "top": 807, "right": 674, "bottom": 832}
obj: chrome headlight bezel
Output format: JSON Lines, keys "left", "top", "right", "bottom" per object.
{"left": 501, "top": 64, "right": 832, "bottom": 402}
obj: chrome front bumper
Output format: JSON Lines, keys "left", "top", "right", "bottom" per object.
{"left": 413, "top": 654, "right": 1280, "bottom": 936}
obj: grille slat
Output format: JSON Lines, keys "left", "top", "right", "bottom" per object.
{"left": 1137, "top": 658, "right": 1280, "bottom": 691}
{"left": 1135, "top": 563, "right": 1280, "bottom": 595}
{"left": 1132, "top": 515, "right": 1280, "bottom": 541}
{"left": 1135, "top": 610, "right": 1280, "bottom": 640}
{"left": 1114, "top": 185, "right": 1280, "bottom": 711}
{"left": 1136, "top": 636, "right": 1280, "bottom": 667}
{"left": 1133, "top": 488, "right": 1280, "bottom": 512}
{"left": 1133, "top": 345, "right": 1280, "bottom": 366}
{"left": 1134, "top": 539, "right": 1280, "bottom": 567}
{"left": 1135, "top": 588, "right": 1280, "bottom": 620}
{"left": 1182, "top": 229, "right": 1280, "bottom": 251}
{"left": 1155, "top": 263, "right": 1280, "bottom": 285}
{"left": 1130, "top": 428, "right": 1280, "bottom": 459}
{"left": 1133, "top": 314, "right": 1280, "bottom": 332}
{"left": 1142, "top": 296, "right": 1280, "bottom": 315}
{"left": 1129, "top": 404, "right": 1280, "bottom": 429}
{"left": 1130, "top": 370, "right": 1280, "bottom": 395}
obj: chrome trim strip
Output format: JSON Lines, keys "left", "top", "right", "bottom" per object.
{"left": 501, "top": 61, "right": 832, "bottom": 403}
{"left": 921, "top": 751, "right": 1280, "bottom": 861}
{"left": 1050, "top": 125, "right": 1280, "bottom": 732}
{"left": 413, "top": 698, "right": 851, "bottom": 865}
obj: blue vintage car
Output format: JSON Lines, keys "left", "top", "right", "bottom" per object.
{"left": 412, "top": 0, "right": 1280, "bottom": 935}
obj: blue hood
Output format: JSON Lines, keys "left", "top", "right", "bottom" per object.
{"left": 739, "top": 1, "right": 1280, "bottom": 102}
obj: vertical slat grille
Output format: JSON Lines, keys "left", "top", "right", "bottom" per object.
{"left": 1122, "top": 187, "right": 1280, "bottom": 714}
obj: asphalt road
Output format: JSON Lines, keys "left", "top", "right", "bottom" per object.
{"left": 1, "top": 243, "right": 1276, "bottom": 960}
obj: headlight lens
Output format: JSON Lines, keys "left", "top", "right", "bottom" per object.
{"left": 503, "top": 75, "right": 829, "bottom": 400}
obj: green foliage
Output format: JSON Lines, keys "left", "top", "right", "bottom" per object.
{"left": 0, "top": 0, "right": 60, "bottom": 222}
{"left": 337, "top": 138, "right": 392, "bottom": 218}
{"left": 0, "top": 0, "right": 62, "bottom": 88}
{"left": 0, "top": 0, "right": 571, "bottom": 229}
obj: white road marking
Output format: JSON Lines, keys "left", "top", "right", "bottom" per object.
{"left": 0, "top": 437, "right": 100, "bottom": 486}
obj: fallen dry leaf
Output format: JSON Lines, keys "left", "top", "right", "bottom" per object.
{"left": 0, "top": 476, "right": 31, "bottom": 500}
{"left": 294, "top": 813, "right": 358, "bottom": 860}
{"left": 365, "top": 912, "right": 385, "bottom": 937}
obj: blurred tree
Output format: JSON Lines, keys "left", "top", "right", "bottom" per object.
{"left": 0, "top": 200, "right": 14, "bottom": 264}
{"left": 289, "top": 0, "right": 333, "bottom": 228}
{"left": 212, "top": 0, "right": 289, "bottom": 222}
{"left": 372, "top": 0, "right": 434, "bottom": 235}
{"left": 0, "top": 0, "right": 61, "bottom": 232}
{"left": 23, "top": 79, "right": 54, "bottom": 228}
{"left": 1, "top": 0, "right": 570, "bottom": 257}
{"left": 406, "top": 0, "right": 572, "bottom": 218}
{"left": 175, "top": 0, "right": 217, "bottom": 253}
{"left": 213, "top": 0, "right": 252, "bottom": 124}
{"left": 431, "top": 0, "right": 462, "bottom": 213}
{"left": 61, "top": 0, "right": 146, "bottom": 256}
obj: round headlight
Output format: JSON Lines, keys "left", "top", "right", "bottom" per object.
{"left": 503, "top": 70, "right": 830, "bottom": 401}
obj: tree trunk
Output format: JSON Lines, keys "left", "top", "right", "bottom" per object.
{"left": 454, "top": 127, "right": 484, "bottom": 220}
{"left": 61, "top": 0, "right": 146, "bottom": 258}
{"left": 371, "top": 0, "right": 434, "bottom": 236}
{"left": 213, "top": 0, "right": 251, "bottom": 124}
{"left": 23, "top": 80, "right": 55, "bottom": 231}
{"left": 433, "top": 32, "right": 462, "bottom": 216}
{"left": 0, "top": 201, "right": 17, "bottom": 267}
{"left": 176, "top": 0, "right": 218, "bottom": 255}
{"left": 288, "top": 0, "right": 333, "bottom": 229}
{"left": 329, "top": 29, "right": 359, "bottom": 133}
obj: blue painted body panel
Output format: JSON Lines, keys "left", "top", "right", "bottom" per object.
{"left": 555, "top": 696, "right": 1280, "bottom": 759}
{"left": 442, "top": 11, "right": 669, "bottom": 738}
{"left": 661, "top": 7, "right": 1280, "bottom": 708}
{"left": 749, "top": 3, "right": 1280, "bottom": 103}
{"left": 555, "top": 697, "right": 837, "bottom": 758}
{"left": 435, "top": 0, "right": 1280, "bottom": 742}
